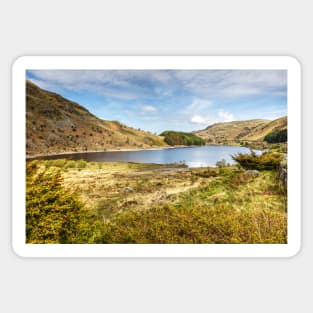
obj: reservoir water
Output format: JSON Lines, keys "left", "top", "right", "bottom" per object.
{"left": 35, "top": 145, "right": 261, "bottom": 168}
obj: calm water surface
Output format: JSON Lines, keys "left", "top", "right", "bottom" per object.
{"left": 36, "top": 145, "right": 261, "bottom": 168}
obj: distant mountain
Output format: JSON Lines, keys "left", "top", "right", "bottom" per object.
{"left": 194, "top": 116, "right": 287, "bottom": 144}
{"left": 26, "top": 81, "right": 167, "bottom": 157}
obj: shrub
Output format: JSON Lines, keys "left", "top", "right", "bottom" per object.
{"left": 26, "top": 161, "right": 101, "bottom": 243}
{"left": 101, "top": 203, "right": 287, "bottom": 244}
{"left": 232, "top": 151, "right": 283, "bottom": 170}
{"left": 76, "top": 159, "right": 87, "bottom": 168}
{"left": 46, "top": 159, "right": 67, "bottom": 168}
{"left": 64, "top": 160, "right": 77, "bottom": 168}
{"left": 195, "top": 168, "right": 218, "bottom": 178}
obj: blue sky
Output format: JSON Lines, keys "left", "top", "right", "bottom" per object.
{"left": 26, "top": 69, "right": 287, "bottom": 133}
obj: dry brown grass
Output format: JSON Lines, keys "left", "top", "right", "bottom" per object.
{"left": 61, "top": 162, "right": 214, "bottom": 216}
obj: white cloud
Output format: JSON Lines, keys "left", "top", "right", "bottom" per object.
{"left": 222, "top": 85, "right": 261, "bottom": 97}
{"left": 218, "top": 110, "right": 234, "bottom": 122}
{"left": 184, "top": 98, "right": 214, "bottom": 125}
{"left": 187, "top": 98, "right": 213, "bottom": 111}
{"left": 142, "top": 105, "right": 157, "bottom": 112}
{"left": 190, "top": 115, "right": 209, "bottom": 125}
{"left": 174, "top": 69, "right": 287, "bottom": 98}
{"left": 190, "top": 110, "right": 235, "bottom": 126}
{"left": 28, "top": 69, "right": 287, "bottom": 102}
{"left": 28, "top": 70, "right": 175, "bottom": 101}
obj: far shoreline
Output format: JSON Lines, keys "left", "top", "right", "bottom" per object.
{"left": 26, "top": 142, "right": 265, "bottom": 161}
{"left": 26, "top": 145, "right": 187, "bottom": 160}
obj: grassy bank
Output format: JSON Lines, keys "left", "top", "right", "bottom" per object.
{"left": 26, "top": 158, "right": 287, "bottom": 244}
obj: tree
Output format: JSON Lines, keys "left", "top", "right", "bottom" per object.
{"left": 264, "top": 129, "right": 287, "bottom": 143}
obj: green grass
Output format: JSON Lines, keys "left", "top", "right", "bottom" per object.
{"left": 101, "top": 168, "right": 287, "bottom": 243}
{"left": 26, "top": 159, "right": 287, "bottom": 244}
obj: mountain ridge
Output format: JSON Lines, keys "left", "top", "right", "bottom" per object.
{"left": 26, "top": 80, "right": 167, "bottom": 157}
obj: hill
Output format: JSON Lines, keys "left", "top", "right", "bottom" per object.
{"left": 242, "top": 116, "right": 287, "bottom": 141}
{"left": 194, "top": 116, "right": 287, "bottom": 144}
{"left": 26, "top": 81, "right": 167, "bottom": 157}
{"left": 160, "top": 131, "right": 205, "bottom": 146}
{"left": 194, "top": 119, "right": 270, "bottom": 144}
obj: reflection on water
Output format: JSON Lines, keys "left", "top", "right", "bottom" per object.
{"left": 33, "top": 145, "right": 262, "bottom": 168}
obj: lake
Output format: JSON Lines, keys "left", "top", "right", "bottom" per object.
{"left": 35, "top": 145, "right": 262, "bottom": 168}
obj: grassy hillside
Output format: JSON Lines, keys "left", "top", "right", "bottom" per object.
{"left": 26, "top": 80, "right": 167, "bottom": 157}
{"left": 194, "top": 116, "right": 287, "bottom": 144}
{"left": 243, "top": 116, "right": 287, "bottom": 141}
{"left": 194, "top": 119, "right": 269, "bottom": 144}
{"left": 160, "top": 130, "right": 205, "bottom": 146}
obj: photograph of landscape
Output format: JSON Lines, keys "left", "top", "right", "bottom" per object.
{"left": 25, "top": 69, "right": 288, "bottom": 244}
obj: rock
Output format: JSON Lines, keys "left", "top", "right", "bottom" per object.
{"left": 156, "top": 192, "right": 172, "bottom": 201}
{"left": 242, "top": 170, "right": 260, "bottom": 179}
{"left": 124, "top": 187, "right": 134, "bottom": 193}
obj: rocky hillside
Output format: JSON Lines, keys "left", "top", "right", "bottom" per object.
{"left": 26, "top": 81, "right": 167, "bottom": 157}
{"left": 194, "top": 116, "right": 287, "bottom": 144}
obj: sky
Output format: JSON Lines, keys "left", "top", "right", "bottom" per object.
{"left": 26, "top": 69, "right": 287, "bottom": 134}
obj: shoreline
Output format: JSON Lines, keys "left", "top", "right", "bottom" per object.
{"left": 26, "top": 142, "right": 265, "bottom": 160}
{"left": 26, "top": 145, "right": 186, "bottom": 160}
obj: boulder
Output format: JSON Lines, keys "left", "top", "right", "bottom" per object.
{"left": 242, "top": 170, "right": 260, "bottom": 180}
